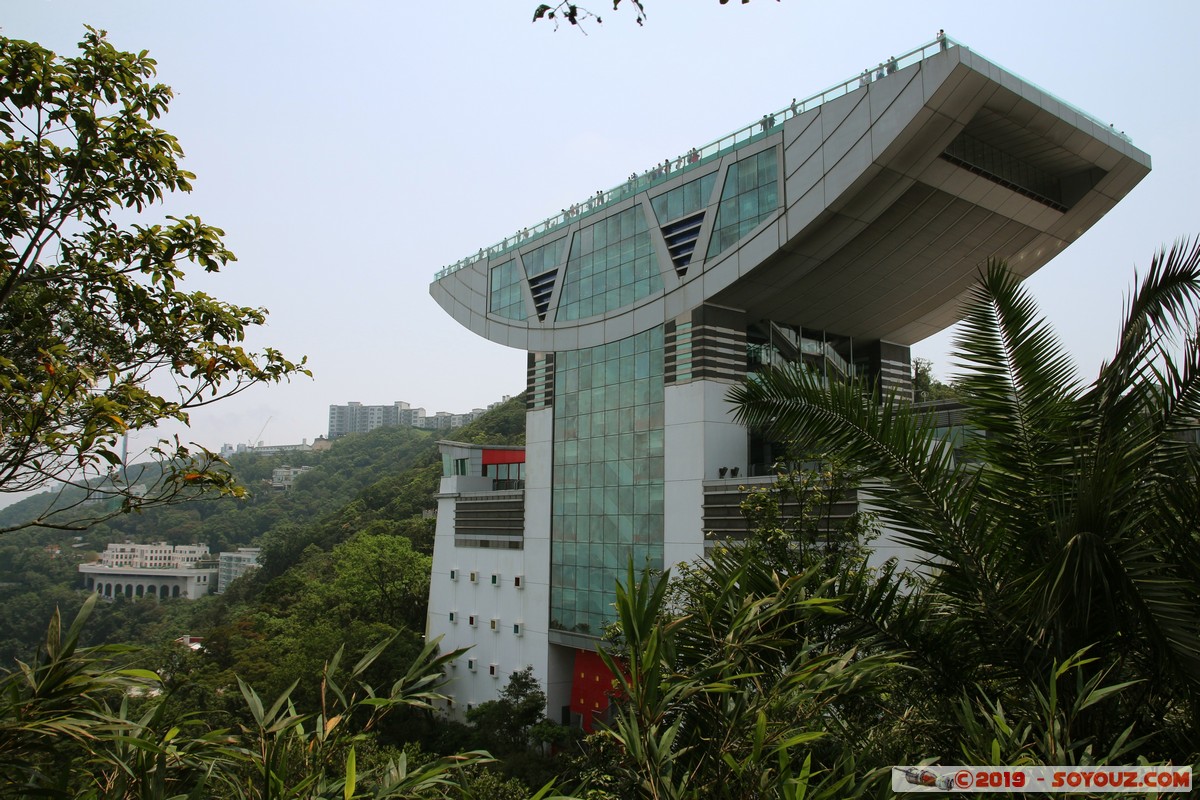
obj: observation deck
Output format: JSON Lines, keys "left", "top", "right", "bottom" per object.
{"left": 430, "top": 37, "right": 1149, "bottom": 351}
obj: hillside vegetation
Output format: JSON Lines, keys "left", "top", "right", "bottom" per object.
{"left": 0, "top": 394, "right": 527, "bottom": 674}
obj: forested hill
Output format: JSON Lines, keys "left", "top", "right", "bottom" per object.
{"left": 0, "top": 393, "right": 527, "bottom": 671}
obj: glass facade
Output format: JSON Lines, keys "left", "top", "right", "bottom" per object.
{"left": 551, "top": 327, "right": 665, "bottom": 634}
{"left": 523, "top": 237, "right": 567, "bottom": 276}
{"left": 484, "top": 461, "right": 526, "bottom": 481}
{"left": 440, "top": 456, "right": 469, "bottom": 476}
{"left": 650, "top": 172, "right": 718, "bottom": 224}
{"left": 706, "top": 148, "right": 779, "bottom": 259}
{"left": 489, "top": 260, "right": 526, "bottom": 320}
{"left": 556, "top": 206, "right": 661, "bottom": 321}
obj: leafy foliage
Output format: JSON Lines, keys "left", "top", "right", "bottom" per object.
{"left": 0, "top": 28, "right": 308, "bottom": 533}
{"left": 596, "top": 561, "right": 886, "bottom": 800}
{"left": 0, "top": 598, "right": 509, "bottom": 799}
{"left": 0, "top": 595, "right": 237, "bottom": 797}
{"left": 729, "top": 244, "right": 1200, "bottom": 764}
{"left": 0, "top": 394, "right": 528, "bottom": 680}
{"left": 466, "top": 667, "right": 555, "bottom": 756}
{"left": 911, "top": 357, "right": 958, "bottom": 402}
{"left": 732, "top": 451, "right": 878, "bottom": 577}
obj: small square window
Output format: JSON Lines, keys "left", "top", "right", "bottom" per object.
{"left": 490, "top": 573, "right": 499, "bottom": 586}
{"left": 449, "top": 569, "right": 458, "bottom": 581}
{"left": 490, "top": 618, "right": 499, "bottom": 631}
{"left": 469, "top": 571, "right": 478, "bottom": 583}
{"left": 488, "top": 663, "right": 498, "bottom": 677}
{"left": 468, "top": 614, "right": 477, "bottom": 627}
{"left": 448, "top": 611, "right": 457, "bottom": 623}
{"left": 514, "top": 575, "right": 524, "bottom": 589}
{"left": 513, "top": 622, "right": 523, "bottom": 636}
{"left": 468, "top": 658, "right": 477, "bottom": 671}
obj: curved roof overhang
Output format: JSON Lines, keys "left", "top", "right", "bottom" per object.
{"left": 430, "top": 46, "right": 1149, "bottom": 351}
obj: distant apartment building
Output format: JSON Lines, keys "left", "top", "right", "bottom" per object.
{"left": 271, "top": 465, "right": 313, "bottom": 490}
{"left": 220, "top": 438, "right": 329, "bottom": 458}
{"left": 327, "top": 397, "right": 512, "bottom": 439}
{"left": 410, "top": 409, "right": 480, "bottom": 431}
{"left": 328, "top": 401, "right": 426, "bottom": 438}
{"left": 218, "top": 548, "right": 261, "bottom": 593}
{"left": 80, "top": 542, "right": 216, "bottom": 600}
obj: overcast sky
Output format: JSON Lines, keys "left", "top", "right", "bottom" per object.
{"left": 7, "top": 0, "right": 1199, "bottom": 463}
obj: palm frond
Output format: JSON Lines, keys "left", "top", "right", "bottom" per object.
{"left": 951, "top": 260, "right": 1081, "bottom": 537}
{"left": 729, "top": 366, "right": 1018, "bottom": 625}
{"left": 1098, "top": 237, "right": 1200, "bottom": 397}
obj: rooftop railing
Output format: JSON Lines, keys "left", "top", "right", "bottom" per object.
{"left": 433, "top": 35, "right": 1131, "bottom": 281}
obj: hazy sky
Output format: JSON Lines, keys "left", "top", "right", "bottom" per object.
{"left": 6, "top": 0, "right": 1199, "bottom": 461}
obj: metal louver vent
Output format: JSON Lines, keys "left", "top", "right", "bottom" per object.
{"left": 661, "top": 211, "right": 705, "bottom": 276}
{"left": 528, "top": 270, "right": 558, "bottom": 320}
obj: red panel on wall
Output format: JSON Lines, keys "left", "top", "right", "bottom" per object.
{"left": 569, "top": 648, "right": 617, "bottom": 732}
{"left": 481, "top": 448, "right": 525, "bottom": 465}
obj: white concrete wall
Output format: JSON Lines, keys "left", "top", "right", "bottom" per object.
{"left": 80, "top": 566, "right": 216, "bottom": 599}
{"left": 521, "top": 407, "right": 554, "bottom": 709}
{"left": 663, "top": 379, "right": 747, "bottom": 569}
{"left": 426, "top": 411, "right": 553, "bottom": 718}
{"left": 546, "top": 642, "right": 577, "bottom": 724}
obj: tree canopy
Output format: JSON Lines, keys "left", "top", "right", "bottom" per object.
{"left": 730, "top": 242, "right": 1200, "bottom": 763}
{"left": 0, "top": 28, "right": 308, "bottom": 532}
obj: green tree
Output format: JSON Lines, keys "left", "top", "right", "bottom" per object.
{"left": 596, "top": 561, "right": 887, "bottom": 800}
{"left": 329, "top": 532, "right": 431, "bottom": 631}
{"left": 911, "top": 357, "right": 958, "bottom": 402}
{"left": 0, "top": 28, "right": 307, "bottom": 533}
{"left": 729, "top": 243, "right": 1200, "bottom": 761}
{"left": 466, "top": 667, "right": 551, "bottom": 755}
{"left": 733, "top": 451, "right": 877, "bottom": 577}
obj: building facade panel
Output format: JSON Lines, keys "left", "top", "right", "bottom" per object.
{"left": 550, "top": 326, "right": 664, "bottom": 635}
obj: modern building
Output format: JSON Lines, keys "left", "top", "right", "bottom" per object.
{"left": 80, "top": 542, "right": 217, "bottom": 600}
{"left": 217, "top": 547, "right": 262, "bottom": 593}
{"left": 328, "top": 401, "right": 428, "bottom": 438}
{"left": 271, "top": 465, "right": 314, "bottom": 490}
{"left": 415, "top": 409, "right": 488, "bottom": 431}
{"left": 425, "top": 37, "right": 1150, "bottom": 725}
{"left": 219, "top": 439, "right": 324, "bottom": 458}
{"left": 329, "top": 399, "right": 513, "bottom": 438}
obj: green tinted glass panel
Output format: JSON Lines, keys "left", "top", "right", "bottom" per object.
{"left": 550, "top": 327, "right": 664, "bottom": 634}
{"left": 489, "top": 260, "right": 525, "bottom": 320}
{"left": 650, "top": 172, "right": 718, "bottom": 223}
{"left": 524, "top": 237, "right": 566, "bottom": 276}
{"left": 557, "top": 206, "right": 661, "bottom": 321}
{"left": 706, "top": 148, "right": 779, "bottom": 259}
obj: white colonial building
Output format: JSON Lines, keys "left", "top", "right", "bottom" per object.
{"left": 80, "top": 542, "right": 216, "bottom": 600}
